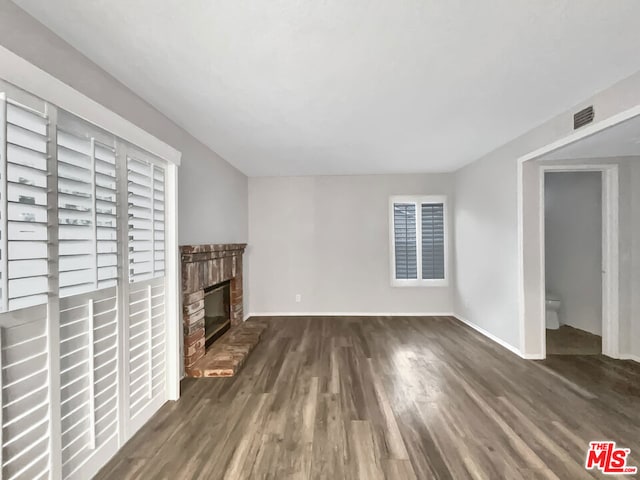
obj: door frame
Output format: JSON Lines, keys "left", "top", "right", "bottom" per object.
{"left": 517, "top": 104, "right": 640, "bottom": 359}
{"left": 539, "top": 164, "right": 619, "bottom": 358}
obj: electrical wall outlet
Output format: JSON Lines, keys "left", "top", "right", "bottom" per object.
{"left": 295, "top": 294, "right": 302, "bottom": 303}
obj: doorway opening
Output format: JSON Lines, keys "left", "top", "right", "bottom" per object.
{"left": 516, "top": 110, "right": 640, "bottom": 360}
{"left": 544, "top": 170, "right": 603, "bottom": 355}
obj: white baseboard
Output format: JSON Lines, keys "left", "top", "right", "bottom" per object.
{"left": 453, "top": 313, "right": 525, "bottom": 358}
{"left": 620, "top": 354, "right": 640, "bottom": 363}
{"left": 521, "top": 353, "right": 545, "bottom": 360}
{"left": 247, "top": 312, "right": 455, "bottom": 318}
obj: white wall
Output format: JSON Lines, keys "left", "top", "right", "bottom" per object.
{"left": 248, "top": 174, "right": 455, "bottom": 315}
{"left": 544, "top": 172, "right": 602, "bottom": 335}
{"left": 0, "top": 0, "right": 248, "bottom": 245}
{"left": 454, "top": 70, "right": 640, "bottom": 355}
{"left": 632, "top": 162, "right": 640, "bottom": 359}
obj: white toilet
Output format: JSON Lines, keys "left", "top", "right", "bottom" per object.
{"left": 545, "top": 293, "right": 561, "bottom": 330}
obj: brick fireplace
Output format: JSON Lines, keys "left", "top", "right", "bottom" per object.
{"left": 181, "top": 243, "right": 246, "bottom": 375}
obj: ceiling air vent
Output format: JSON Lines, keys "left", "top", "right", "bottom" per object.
{"left": 574, "top": 106, "right": 594, "bottom": 130}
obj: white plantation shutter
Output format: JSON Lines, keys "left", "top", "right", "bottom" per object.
{"left": 127, "top": 279, "right": 166, "bottom": 427}
{"left": 128, "top": 154, "right": 165, "bottom": 282}
{"left": 393, "top": 203, "right": 418, "bottom": 280}
{"left": 421, "top": 203, "right": 445, "bottom": 280}
{"left": 391, "top": 196, "right": 447, "bottom": 285}
{"left": 1, "top": 307, "right": 51, "bottom": 480}
{"left": 57, "top": 114, "right": 118, "bottom": 298}
{"left": 1, "top": 98, "right": 50, "bottom": 311}
{"left": 59, "top": 289, "right": 119, "bottom": 480}
{"left": 0, "top": 75, "right": 178, "bottom": 480}
{"left": 125, "top": 150, "right": 167, "bottom": 434}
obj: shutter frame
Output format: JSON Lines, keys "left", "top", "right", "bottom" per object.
{"left": 390, "top": 195, "right": 448, "bottom": 287}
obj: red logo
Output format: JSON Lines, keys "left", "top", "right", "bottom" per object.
{"left": 585, "top": 441, "right": 638, "bottom": 475}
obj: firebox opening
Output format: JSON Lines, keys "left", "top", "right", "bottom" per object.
{"left": 203, "top": 280, "right": 231, "bottom": 349}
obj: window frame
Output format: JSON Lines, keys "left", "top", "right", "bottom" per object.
{"left": 389, "top": 195, "right": 449, "bottom": 287}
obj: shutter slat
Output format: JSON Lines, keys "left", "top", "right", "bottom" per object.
{"left": 7, "top": 102, "right": 47, "bottom": 135}
{"left": 7, "top": 124, "right": 47, "bottom": 153}
{"left": 8, "top": 163, "right": 47, "bottom": 188}
{"left": 7, "top": 143, "right": 47, "bottom": 171}
{"left": 8, "top": 221, "right": 47, "bottom": 241}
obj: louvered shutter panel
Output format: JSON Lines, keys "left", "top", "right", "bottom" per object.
{"left": 128, "top": 279, "right": 166, "bottom": 425}
{"left": 2, "top": 99, "right": 49, "bottom": 311}
{"left": 1, "top": 306, "right": 51, "bottom": 480}
{"left": 59, "top": 289, "right": 119, "bottom": 480}
{"left": 393, "top": 203, "right": 417, "bottom": 279}
{"left": 0, "top": 80, "right": 176, "bottom": 479}
{"left": 421, "top": 203, "right": 445, "bottom": 280}
{"left": 128, "top": 156, "right": 153, "bottom": 282}
{"left": 94, "top": 143, "right": 118, "bottom": 290}
{"left": 126, "top": 151, "right": 166, "bottom": 434}
{"left": 55, "top": 113, "right": 121, "bottom": 479}
{"left": 58, "top": 114, "right": 118, "bottom": 298}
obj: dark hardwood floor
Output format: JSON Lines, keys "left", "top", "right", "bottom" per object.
{"left": 546, "top": 325, "right": 602, "bottom": 355}
{"left": 96, "top": 316, "right": 640, "bottom": 479}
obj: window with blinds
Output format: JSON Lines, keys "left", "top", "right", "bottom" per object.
{"left": 58, "top": 114, "right": 118, "bottom": 298}
{"left": 1, "top": 97, "right": 50, "bottom": 311}
{"left": 390, "top": 196, "right": 447, "bottom": 286}
{"left": 127, "top": 153, "right": 165, "bottom": 283}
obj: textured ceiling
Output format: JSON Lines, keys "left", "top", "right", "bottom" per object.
{"left": 12, "top": 0, "right": 640, "bottom": 176}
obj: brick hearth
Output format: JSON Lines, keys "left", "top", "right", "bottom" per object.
{"left": 181, "top": 243, "right": 247, "bottom": 376}
{"left": 187, "top": 320, "right": 268, "bottom": 377}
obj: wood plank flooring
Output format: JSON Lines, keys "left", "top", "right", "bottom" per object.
{"left": 546, "top": 325, "right": 602, "bottom": 355}
{"left": 95, "top": 316, "right": 640, "bottom": 479}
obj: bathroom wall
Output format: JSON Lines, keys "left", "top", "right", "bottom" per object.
{"left": 544, "top": 172, "right": 602, "bottom": 335}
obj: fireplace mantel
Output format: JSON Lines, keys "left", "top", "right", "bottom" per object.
{"left": 180, "top": 243, "right": 246, "bottom": 375}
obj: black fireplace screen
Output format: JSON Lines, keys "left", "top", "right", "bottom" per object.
{"left": 203, "top": 280, "right": 231, "bottom": 348}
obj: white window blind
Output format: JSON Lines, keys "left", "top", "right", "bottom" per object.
{"left": 1, "top": 98, "right": 50, "bottom": 312}
{"left": 58, "top": 114, "right": 118, "bottom": 298}
{"left": 127, "top": 154, "right": 165, "bottom": 283}
{"left": 390, "top": 196, "right": 447, "bottom": 286}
